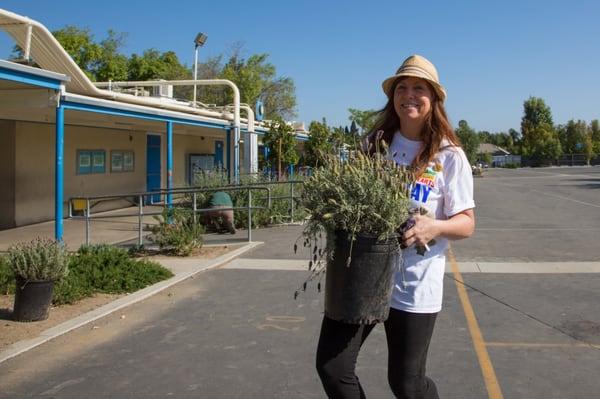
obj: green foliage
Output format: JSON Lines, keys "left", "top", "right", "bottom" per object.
{"left": 559, "top": 119, "right": 588, "bottom": 154}
{"left": 348, "top": 108, "right": 378, "bottom": 135}
{"left": 51, "top": 26, "right": 128, "bottom": 81}
{"left": 2, "top": 244, "right": 172, "bottom": 305}
{"left": 7, "top": 238, "right": 69, "bottom": 281}
{"left": 0, "top": 255, "right": 15, "bottom": 295}
{"left": 521, "top": 97, "right": 557, "bottom": 157}
{"left": 53, "top": 245, "right": 173, "bottom": 305}
{"left": 30, "top": 26, "right": 296, "bottom": 113}
{"left": 455, "top": 120, "right": 480, "bottom": 165}
{"left": 304, "top": 120, "right": 333, "bottom": 167}
{"left": 197, "top": 48, "right": 297, "bottom": 120}
{"left": 191, "top": 173, "right": 306, "bottom": 228}
{"left": 263, "top": 117, "right": 300, "bottom": 178}
{"left": 526, "top": 123, "right": 562, "bottom": 163}
{"left": 300, "top": 145, "right": 411, "bottom": 244}
{"left": 481, "top": 153, "right": 493, "bottom": 166}
{"left": 502, "top": 163, "right": 519, "bottom": 169}
{"left": 296, "top": 144, "right": 411, "bottom": 294}
{"left": 590, "top": 120, "right": 600, "bottom": 154}
{"left": 151, "top": 208, "right": 204, "bottom": 256}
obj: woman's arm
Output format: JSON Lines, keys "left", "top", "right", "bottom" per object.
{"left": 402, "top": 209, "right": 475, "bottom": 248}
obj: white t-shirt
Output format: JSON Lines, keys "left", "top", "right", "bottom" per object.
{"left": 388, "top": 131, "right": 475, "bottom": 313}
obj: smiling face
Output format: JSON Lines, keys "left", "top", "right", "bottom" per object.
{"left": 393, "top": 76, "right": 435, "bottom": 133}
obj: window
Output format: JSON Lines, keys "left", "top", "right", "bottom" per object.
{"left": 111, "top": 150, "right": 134, "bottom": 172}
{"left": 77, "top": 150, "right": 105, "bottom": 174}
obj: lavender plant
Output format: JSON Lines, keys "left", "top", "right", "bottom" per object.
{"left": 295, "top": 140, "right": 412, "bottom": 295}
{"left": 8, "top": 238, "right": 69, "bottom": 281}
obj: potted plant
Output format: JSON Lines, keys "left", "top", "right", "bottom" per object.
{"left": 8, "top": 238, "right": 69, "bottom": 322}
{"left": 296, "top": 141, "right": 413, "bottom": 324}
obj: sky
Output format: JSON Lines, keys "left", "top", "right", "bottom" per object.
{"left": 1, "top": 0, "right": 599, "bottom": 133}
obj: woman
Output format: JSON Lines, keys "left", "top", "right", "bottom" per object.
{"left": 316, "top": 55, "right": 475, "bottom": 398}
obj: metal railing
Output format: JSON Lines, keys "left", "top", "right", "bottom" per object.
{"left": 181, "top": 179, "right": 304, "bottom": 222}
{"left": 69, "top": 185, "right": 272, "bottom": 246}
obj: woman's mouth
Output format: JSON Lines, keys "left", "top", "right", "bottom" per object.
{"left": 401, "top": 103, "right": 420, "bottom": 109}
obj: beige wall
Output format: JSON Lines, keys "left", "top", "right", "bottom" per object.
{"left": 14, "top": 122, "right": 147, "bottom": 226}
{"left": 0, "top": 120, "right": 16, "bottom": 229}
{"left": 9, "top": 121, "right": 229, "bottom": 227}
{"left": 172, "top": 131, "right": 227, "bottom": 186}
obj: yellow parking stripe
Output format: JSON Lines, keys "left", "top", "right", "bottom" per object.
{"left": 449, "top": 248, "right": 504, "bottom": 399}
{"left": 486, "top": 342, "right": 599, "bottom": 349}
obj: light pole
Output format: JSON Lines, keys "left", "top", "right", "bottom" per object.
{"left": 192, "top": 32, "right": 208, "bottom": 106}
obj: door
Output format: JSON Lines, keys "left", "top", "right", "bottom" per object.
{"left": 146, "top": 135, "right": 161, "bottom": 203}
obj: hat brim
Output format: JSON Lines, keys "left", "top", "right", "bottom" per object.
{"left": 382, "top": 72, "right": 446, "bottom": 102}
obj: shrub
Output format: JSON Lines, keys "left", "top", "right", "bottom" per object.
{"left": 0, "top": 255, "right": 15, "bottom": 295}
{"left": 192, "top": 172, "right": 306, "bottom": 229}
{"left": 7, "top": 238, "right": 69, "bottom": 281}
{"left": 150, "top": 207, "right": 204, "bottom": 256}
{"left": 53, "top": 245, "right": 173, "bottom": 305}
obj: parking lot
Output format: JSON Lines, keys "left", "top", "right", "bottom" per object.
{"left": 0, "top": 167, "right": 599, "bottom": 398}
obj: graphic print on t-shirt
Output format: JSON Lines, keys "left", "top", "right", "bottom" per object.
{"left": 410, "top": 163, "right": 442, "bottom": 204}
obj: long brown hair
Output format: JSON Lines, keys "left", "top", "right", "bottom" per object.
{"left": 366, "top": 78, "right": 461, "bottom": 177}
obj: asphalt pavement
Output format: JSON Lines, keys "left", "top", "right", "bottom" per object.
{"left": 0, "top": 166, "right": 599, "bottom": 398}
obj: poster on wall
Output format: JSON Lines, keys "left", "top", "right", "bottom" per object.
{"left": 123, "top": 151, "right": 134, "bottom": 171}
{"left": 92, "top": 151, "right": 105, "bottom": 173}
{"left": 111, "top": 151, "right": 123, "bottom": 172}
{"left": 78, "top": 151, "right": 91, "bottom": 174}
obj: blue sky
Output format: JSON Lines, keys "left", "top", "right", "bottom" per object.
{"left": 1, "top": 0, "right": 599, "bottom": 133}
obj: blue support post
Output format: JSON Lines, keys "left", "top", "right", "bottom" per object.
{"left": 226, "top": 129, "right": 231, "bottom": 183}
{"left": 264, "top": 146, "right": 271, "bottom": 178}
{"left": 289, "top": 163, "right": 294, "bottom": 178}
{"left": 166, "top": 121, "right": 173, "bottom": 207}
{"left": 55, "top": 105, "right": 64, "bottom": 241}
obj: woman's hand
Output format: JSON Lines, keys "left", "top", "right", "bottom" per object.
{"left": 402, "top": 214, "right": 439, "bottom": 249}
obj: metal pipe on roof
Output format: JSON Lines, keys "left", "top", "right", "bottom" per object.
{"left": 24, "top": 23, "right": 31, "bottom": 61}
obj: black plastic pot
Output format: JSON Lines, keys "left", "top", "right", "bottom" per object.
{"left": 13, "top": 277, "right": 54, "bottom": 322}
{"left": 324, "top": 231, "right": 400, "bottom": 324}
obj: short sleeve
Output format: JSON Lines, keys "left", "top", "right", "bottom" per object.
{"left": 442, "top": 148, "right": 475, "bottom": 217}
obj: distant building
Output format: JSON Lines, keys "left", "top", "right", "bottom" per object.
{"left": 477, "top": 143, "right": 521, "bottom": 167}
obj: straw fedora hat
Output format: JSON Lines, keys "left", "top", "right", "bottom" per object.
{"left": 382, "top": 54, "right": 446, "bottom": 102}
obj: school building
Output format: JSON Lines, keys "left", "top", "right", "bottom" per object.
{"left": 0, "top": 8, "right": 307, "bottom": 240}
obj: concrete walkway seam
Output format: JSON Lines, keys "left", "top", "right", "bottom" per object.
{"left": 0, "top": 241, "right": 263, "bottom": 365}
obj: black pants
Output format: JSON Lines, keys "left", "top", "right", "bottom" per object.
{"left": 316, "top": 308, "right": 439, "bottom": 399}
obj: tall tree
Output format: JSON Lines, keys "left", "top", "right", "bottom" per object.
{"left": 348, "top": 108, "right": 378, "bottom": 134}
{"left": 561, "top": 119, "right": 588, "bottom": 154}
{"left": 508, "top": 128, "right": 521, "bottom": 153}
{"left": 590, "top": 119, "right": 600, "bottom": 154}
{"left": 196, "top": 50, "right": 296, "bottom": 119}
{"left": 455, "top": 120, "right": 480, "bottom": 165}
{"left": 583, "top": 131, "right": 594, "bottom": 165}
{"left": 263, "top": 117, "right": 299, "bottom": 179}
{"left": 521, "top": 97, "right": 559, "bottom": 159}
{"left": 304, "top": 120, "right": 333, "bottom": 167}
{"left": 526, "top": 123, "right": 562, "bottom": 163}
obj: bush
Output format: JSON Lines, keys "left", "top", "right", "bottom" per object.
{"left": 192, "top": 172, "right": 306, "bottom": 229}
{"left": 0, "top": 255, "right": 15, "bottom": 295}
{"left": 7, "top": 238, "right": 69, "bottom": 281}
{"left": 151, "top": 207, "right": 204, "bottom": 256}
{"left": 502, "top": 163, "right": 519, "bottom": 169}
{"left": 53, "top": 245, "right": 173, "bottom": 305}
